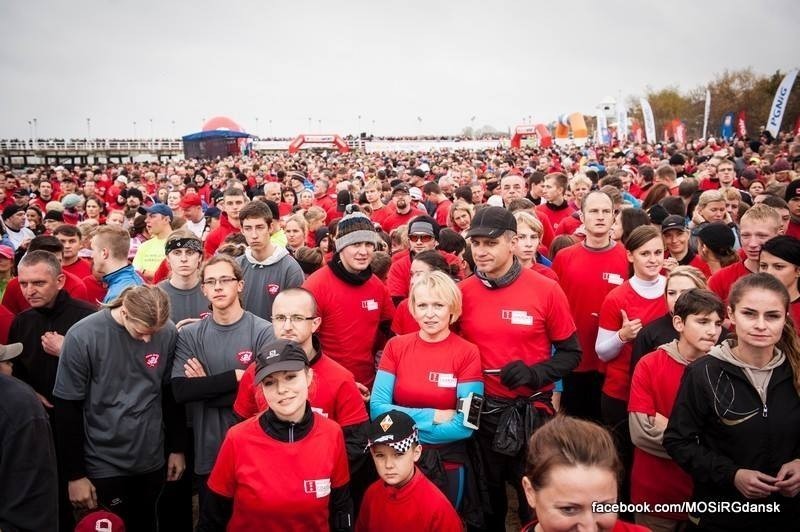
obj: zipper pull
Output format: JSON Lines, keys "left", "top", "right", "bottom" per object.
{"left": 763, "top": 404, "right": 768, "bottom": 418}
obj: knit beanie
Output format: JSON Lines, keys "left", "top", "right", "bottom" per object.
{"left": 761, "top": 235, "right": 800, "bottom": 267}
{"left": 335, "top": 212, "right": 379, "bottom": 252}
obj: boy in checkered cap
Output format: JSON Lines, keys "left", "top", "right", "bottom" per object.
{"left": 356, "top": 410, "right": 462, "bottom": 532}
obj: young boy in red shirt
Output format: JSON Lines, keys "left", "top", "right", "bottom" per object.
{"left": 357, "top": 410, "right": 462, "bottom": 532}
{"left": 628, "top": 289, "right": 724, "bottom": 531}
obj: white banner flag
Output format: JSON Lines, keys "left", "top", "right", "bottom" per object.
{"left": 617, "top": 106, "right": 628, "bottom": 141}
{"left": 640, "top": 98, "right": 656, "bottom": 144}
{"left": 766, "top": 69, "right": 798, "bottom": 137}
{"left": 596, "top": 111, "right": 608, "bottom": 145}
{"left": 702, "top": 89, "right": 711, "bottom": 139}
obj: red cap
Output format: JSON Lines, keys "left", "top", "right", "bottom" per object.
{"left": 179, "top": 193, "right": 202, "bottom": 209}
{"left": 74, "top": 510, "right": 125, "bottom": 532}
{"left": 0, "top": 245, "right": 14, "bottom": 260}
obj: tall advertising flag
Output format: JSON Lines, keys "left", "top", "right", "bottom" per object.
{"left": 640, "top": 98, "right": 656, "bottom": 143}
{"left": 737, "top": 111, "right": 748, "bottom": 138}
{"left": 721, "top": 112, "right": 735, "bottom": 140}
{"left": 702, "top": 89, "right": 711, "bottom": 139}
{"left": 597, "top": 110, "right": 609, "bottom": 145}
{"left": 617, "top": 105, "right": 628, "bottom": 141}
{"left": 765, "top": 69, "right": 798, "bottom": 137}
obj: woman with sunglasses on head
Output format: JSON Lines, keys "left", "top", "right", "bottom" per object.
{"left": 371, "top": 270, "right": 485, "bottom": 523}
{"left": 390, "top": 250, "right": 456, "bottom": 335}
{"left": 664, "top": 273, "right": 800, "bottom": 530}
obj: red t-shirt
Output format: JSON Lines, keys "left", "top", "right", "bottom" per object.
{"left": 356, "top": 468, "right": 462, "bottom": 532}
{"left": 233, "top": 354, "right": 368, "bottom": 427}
{"left": 81, "top": 275, "right": 107, "bottom": 305}
{"left": 536, "top": 203, "right": 576, "bottom": 232}
{"left": 708, "top": 260, "right": 752, "bottom": 304}
{"left": 552, "top": 243, "right": 629, "bottom": 373}
{"left": 303, "top": 266, "right": 395, "bottom": 387}
{"left": 204, "top": 213, "right": 239, "bottom": 258}
{"left": 62, "top": 258, "right": 93, "bottom": 280}
{"left": 1, "top": 273, "right": 90, "bottom": 314}
{"left": 390, "top": 299, "right": 419, "bottom": 335}
{"left": 686, "top": 252, "right": 712, "bottom": 278}
{"left": 791, "top": 300, "right": 800, "bottom": 336}
{"left": 555, "top": 213, "right": 582, "bottom": 236}
{"left": 386, "top": 249, "right": 463, "bottom": 299}
{"left": 786, "top": 220, "right": 800, "bottom": 240}
{"left": 208, "top": 413, "right": 349, "bottom": 531}
{"left": 433, "top": 199, "right": 452, "bottom": 228}
{"left": 378, "top": 332, "right": 482, "bottom": 411}
{"left": 0, "top": 304, "right": 14, "bottom": 343}
{"left": 380, "top": 207, "right": 428, "bottom": 233}
{"left": 628, "top": 348, "right": 694, "bottom": 516}
{"left": 599, "top": 281, "right": 668, "bottom": 401}
{"left": 370, "top": 205, "right": 392, "bottom": 228}
{"left": 531, "top": 262, "right": 558, "bottom": 281}
{"left": 459, "top": 268, "right": 576, "bottom": 398}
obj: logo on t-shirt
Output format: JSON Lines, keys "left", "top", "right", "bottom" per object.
{"left": 428, "top": 372, "right": 458, "bottom": 388}
{"left": 237, "top": 350, "right": 253, "bottom": 364}
{"left": 303, "top": 478, "right": 331, "bottom": 498}
{"left": 266, "top": 283, "right": 280, "bottom": 296}
{"left": 361, "top": 299, "right": 379, "bottom": 311}
{"left": 602, "top": 272, "right": 624, "bottom": 285}
{"left": 501, "top": 310, "right": 534, "bottom": 326}
{"left": 144, "top": 353, "right": 160, "bottom": 368}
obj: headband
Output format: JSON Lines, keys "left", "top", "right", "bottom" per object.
{"left": 165, "top": 238, "right": 202, "bottom": 254}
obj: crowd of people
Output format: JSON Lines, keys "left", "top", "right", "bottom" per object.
{"left": 1, "top": 129, "right": 800, "bottom": 532}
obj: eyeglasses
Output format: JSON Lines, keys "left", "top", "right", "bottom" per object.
{"left": 408, "top": 234, "right": 434, "bottom": 243}
{"left": 272, "top": 314, "right": 317, "bottom": 324}
{"left": 201, "top": 276, "right": 239, "bottom": 287}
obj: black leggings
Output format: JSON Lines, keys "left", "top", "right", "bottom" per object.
{"left": 561, "top": 371, "right": 604, "bottom": 422}
{"left": 475, "top": 428, "right": 531, "bottom": 531}
{"left": 91, "top": 468, "right": 165, "bottom": 532}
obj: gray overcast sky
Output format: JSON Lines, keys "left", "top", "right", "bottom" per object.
{"left": 1, "top": 0, "right": 798, "bottom": 139}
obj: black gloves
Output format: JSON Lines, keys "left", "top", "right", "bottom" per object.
{"left": 500, "top": 360, "right": 538, "bottom": 390}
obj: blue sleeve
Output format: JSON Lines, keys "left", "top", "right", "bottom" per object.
{"left": 370, "top": 370, "right": 435, "bottom": 430}
{"left": 419, "top": 380, "right": 484, "bottom": 445}
{"left": 370, "top": 371, "right": 484, "bottom": 445}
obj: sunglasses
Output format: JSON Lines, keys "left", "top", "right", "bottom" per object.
{"left": 408, "top": 234, "right": 434, "bottom": 243}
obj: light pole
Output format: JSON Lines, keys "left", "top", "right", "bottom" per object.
{"left": 307, "top": 117, "right": 312, "bottom": 131}
{"left": 86, "top": 118, "right": 91, "bottom": 140}
{"left": 171, "top": 120, "right": 176, "bottom": 139}
{"left": 318, "top": 119, "right": 322, "bottom": 131}
{"left": 28, "top": 120, "right": 33, "bottom": 143}
{"left": 149, "top": 118, "right": 154, "bottom": 146}
{"left": 133, "top": 121, "right": 137, "bottom": 138}
{"left": 358, "top": 114, "right": 362, "bottom": 134}
{"left": 269, "top": 119, "right": 273, "bottom": 138}
{"left": 32, "top": 118, "right": 38, "bottom": 147}
{"left": 255, "top": 117, "right": 259, "bottom": 136}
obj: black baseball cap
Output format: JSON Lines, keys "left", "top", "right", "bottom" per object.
{"left": 661, "top": 215, "right": 687, "bottom": 233}
{"left": 696, "top": 222, "right": 735, "bottom": 254}
{"left": 465, "top": 206, "right": 517, "bottom": 238}
{"left": 392, "top": 183, "right": 410, "bottom": 196}
{"left": 365, "top": 410, "right": 419, "bottom": 453}
{"left": 254, "top": 339, "right": 308, "bottom": 383}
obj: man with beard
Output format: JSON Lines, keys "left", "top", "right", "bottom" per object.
{"left": 386, "top": 215, "right": 462, "bottom": 304}
{"left": 380, "top": 184, "right": 426, "bottom": 233}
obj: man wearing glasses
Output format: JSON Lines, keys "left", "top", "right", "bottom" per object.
{"left": 171, "top": 255, "right": 275, "bottom": 513}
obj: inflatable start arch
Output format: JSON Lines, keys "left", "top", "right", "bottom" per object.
{"left": 511, "top": 124, "right": 552, "bottom": 148}
{"left": 554, "top": 113, "right": 589, "bottom": 146}
{"left": 288, "top": 134, "right": 350, "bottom": 154}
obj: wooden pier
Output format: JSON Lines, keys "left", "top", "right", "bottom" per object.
{"left": 0, "top": 139, "right": 184, "bottom": 167}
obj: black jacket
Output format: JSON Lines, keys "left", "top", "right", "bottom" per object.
{"left": 10, "top": 290, "right": 96, "bottom": 403}
{"left": 663, "top": 354, "right": 800, "bottom": 530}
